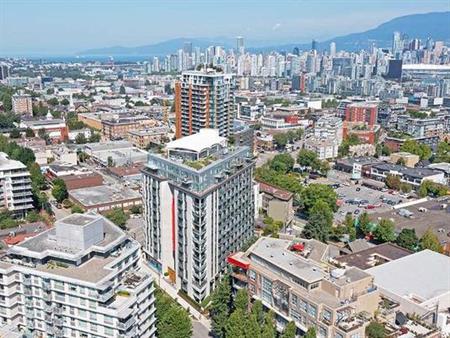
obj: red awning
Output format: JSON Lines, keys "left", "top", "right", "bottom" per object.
{"left": 227, "top": 255, "right": 250, "bottom": 270}
{"left": 291, "top": 243, "right": 305, "bottom": 252}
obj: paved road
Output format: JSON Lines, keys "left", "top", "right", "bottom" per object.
{"left": 192, "top": 320, "right": 211, "bottom": 338}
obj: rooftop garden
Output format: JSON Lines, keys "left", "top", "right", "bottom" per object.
{"left": 386, "top": 130, "right": 412, "bottom": 139}
{"left": 184, "top": 156, "right": 216, "bottom": 170}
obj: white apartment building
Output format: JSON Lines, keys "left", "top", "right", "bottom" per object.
{"left": 142, "top": 129, "right": 255, "bottom": 303}
{"left": 314, "top": 116, "right": 344, "bottom": 145}
{"left": 304, "top": 138, "right": 339, "bottom": 160}
{"left": 0, "top": 213, "right": 156, "bottom": 338}
{"left": 12, "top": 93, "right": 32, "bottom": 115}
{"left": 0, "top": 152, "right": 34, "bottom": 215}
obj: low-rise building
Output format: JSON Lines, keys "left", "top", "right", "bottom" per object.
{"left": 258, "top": 181, "right": 294, "bottom": 224}
{"left": 304, "top": 137, "right": 339, "bottom": 160}
{"left": 228, "top": 237, "right": 380, "bottom": 337}
{"left": 0, "top": 213, "right": 156, "bottom": 337}
{"left": 370, "top": 163, "right": 446, "bottom": 187}
{"left": 69, "top": 184, "right": 142, "bottom": 212}
{"left": 127, "top": 127, "right": 169, "bottom": 149}
{"left": 0, "top": 152, "right": 34, "bottom": 215}
{"left": 19, "top": 116, "right": 68, "bottom": 142}
{"left": 83, "top": 141, "right": 148, "bottom": 167}
{"left": 389, "top": 152, "right": 420, "bottom": 168}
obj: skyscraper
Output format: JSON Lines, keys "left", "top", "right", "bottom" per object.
{"left": 183, "top": 41, "right": 193, "bottom": 54}
{"left": 236, "top": 36, "right": 245, "bottom": 55}
{"left": 142, "top": 129, "right": 255, "bottom": 302}
{"left": 392, "top": 31, "right": 403, "bottom": 58}
{"left": 311, "top": 39, "right": 318, "bottom": 51}
{"left": 175, "top": 70, "right": 235, "bottom": 138}
{"left": 330, "top": 42, "right": 336, "bottom": 57}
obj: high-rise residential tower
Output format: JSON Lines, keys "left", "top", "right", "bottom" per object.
{"left": 142, "top": 129, "right": 255, "bottom": 302}
{"left": 236, "top": 36, "right": 245, "bottom": 55}
{"left": 175, "top": 70, "right": 235, "bottom": 138}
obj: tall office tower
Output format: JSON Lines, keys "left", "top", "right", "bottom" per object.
{"left": 292, "top": 47, "right": 300, "bottom": 56}
{"left": 236, "top": 36, "right": 245, "bottom": 55}
{"left": 0, "top": 152, "right": 34, "bottom": 216}
{"left": 175, "top": 70, "right": 235, "bottom": 138}
{"left": 0, "top": 213, "right": 156, "bottom": 337}
{"left": 392, "top": 31, "right": 403, "bottom": 58}
{"left": 311, "top": 39, "right": 318, "bottom": 52}
{"left": 142, "top": 129, "right": 255, "bottom": 302}
{"left": 0, "top": 63, "right": 10, "bottom": 80}
{"left": 330, "top": 42, "right": 336, "bottom": 57}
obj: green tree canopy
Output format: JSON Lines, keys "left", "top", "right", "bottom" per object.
{"left": 269, "top": 153, "right": 295, "bottom": 174}
{"left": 155, "top": 288, "right": 192, "bottom": 338}
{"left": 105, "top": 208, "right": 129, "bottom": 229}
{"left": 51, "top": 178, "right": 68, "bottom": 203}
{"left": 299, "top": 183, "right": 338, "bottom": 215}
{"left": 225, "top": 309, "right": 247, "bottom": 338}
{"left": 280, "top": 321, "right": 296, "bottom": 338}
{"left": 365, "top": 321, "right": 386, "bottom": 338}
{"left": 420, "top": 229, "right": 442, "bottom": 253}
{"left": 303, "top": 200, "right": 333, "bottom": 242}
{"left": 297, "top": 149, "right": 318, "bottom": 168}
{"left": 433, "top": 141, "right": 450, "bottom": 163}
{"left": 373, "top": 219, "right": 396, "bottom": 243}
{"left": 385, "top": 174, "right": 401, "bottom": 190}
{"left": 9, "top": 129, "right": 21, "bottom": 138}
{"left": 396, "top": 228, "right": 418, "bottom": 251}
{"left": 400, "top": 139, "right": 432, "bottom": 160}
{"left": 210, "top": 275, "right": 232, "bottom": 338}
{"left": 304, "top": 327, "right": 317, "bottom": 338}
{"left": 273, "top": 133, "right": 289, "bottom": 148}
{"left": 233, "top": 289, "right": 248, "bottom": 312}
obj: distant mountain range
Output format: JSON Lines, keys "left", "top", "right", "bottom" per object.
{"left": 79, "top": 11, "right": 450, "bottom": 56}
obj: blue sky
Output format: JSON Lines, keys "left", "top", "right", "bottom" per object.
{"left": 0, "top": 0, "right": 448, "bottom": 55}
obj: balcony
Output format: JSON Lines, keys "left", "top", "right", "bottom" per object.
{"left": 118, "top": 316, "right": 136, "bottom": 330}
{"left": 97, "top": 288, "right": 114, "bottom": 302}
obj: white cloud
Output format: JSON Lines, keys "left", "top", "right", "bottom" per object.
{"left": 272, "top": 23, "right": 281, "bottom": 31}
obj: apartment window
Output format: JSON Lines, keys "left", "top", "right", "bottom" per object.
{"left": 291, "top": 294, "right": 298, "bottom": 306}
{"left": 89, "top": 300, "right": 96, "bottom": 309}
{"left": 90, "top": 312, "right": 97, "bottom": 321}
{"left": 310, "top": 282, "right": 319, "bottom": 290}
{"left": 308, "top": 305, "right": 317, "bottom": 317}
{"left": 350, "top": 334, "right": 360, "bottom": 338}
{"left": 78, "top": 320, "right": 87, "bottom": 329}
{"left": 91, "top": 323, "right": 98, "bottom": 332}
{"left": 104, "top": 327, "right": 113, "bottom": 336}
{"left": 249, "top": 270, "right": 256, "bottom": 281}
{"left": 104, "top": 315, "right": 113, "bottom": 325}
{"left": 79, "top": 298, "right": 86, "bottom": 307}
{"left": 78, "top": 309, "right": 87, "bottom": 318}
{"left": 55, "top": 293, "right": 65, "bottom": 302}
{"left": 299, "top": 299, "right": 308, "bottom": 312}
{"left": 290, "top": 309, "right": 301, "bottom": 322}
{"left": 68, "top": 295, "right": 77, "bottom": 304}
{"left": 335, "top": 334, "right": 344, "bottom": 338}
{"left": 319, "top": 326, "right": 327, "bottom": 338}
{"left": 322, "top": 309, "right": 332, "bottom": 321}
{"left": 54, "top": 281, "right": 64, "bottom": 291}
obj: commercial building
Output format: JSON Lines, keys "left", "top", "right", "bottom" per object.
{"left": 19, "top": 117, "right": 68, "bottom": 142}
{"left": 0, "top": 152, "right": 34, "bottom": 215}
{"left": 83, "top": 141, "right": 148, "bottom": 167}
{"left": 0, "top": 213, "right": 156, "bottom": 337}
{"left": 142, "top": 129, "right": 255, "bottom": 302}
{"left": 368, "top": 250, "right": 450, "bottom": 326}
{"left": 228, "top": 237, "right": 380, "bottom": 337}
{"left": 345, "top": 102, "right": 378, "bottom": 125}
{"left": 370, "top": 163, "right": 446, "bottom": 187}
{"left": 102, "top": 117, "right": 156, "bottom": 141}
{"left": 389, "top": 152, "right": 420, "bottom": 168}
{"left": 127, "top": 127, "right": 169, "bottom": 149}
{"left": 175, "top": 70, "right": 235, "bottom": 138}
{"left": 69, "top": 185, "right": 142, "bottom": 212}
{"left": 12, "top": 93, "right": 33, "bottom": 115}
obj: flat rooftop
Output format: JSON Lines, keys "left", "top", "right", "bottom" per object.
{"left": 166, "top": 129, "right": 226, "bottom": 154}
{"left": 368, "top": 250, "right": 450, "bottom": 302}
{"left": 370, "top": 198, "right": 450, "bottom": 244}
{"left": 69, "top": 185, "right": 141, "bottom": 207}
{"left": 336, "top": 243, "right": 412, "bottom": 270}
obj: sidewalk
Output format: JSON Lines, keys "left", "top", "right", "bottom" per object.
{"left": 140, "top": 261, "right": 211, "bottom": 330}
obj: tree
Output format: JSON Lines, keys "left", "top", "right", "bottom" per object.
{"left": 261, "top": 311, "right": 276, "bottom": 338}
{"left": 130, "top": 205, "right": 142, "bottom": 215}
{"left": 434, "top": 141, "right": 450, "bottom": 163}
{"left": 418, "top": 180, "right": 448, "bottom": 198}
{"left": 26, "top": 210, "right": 43, "bottom": 223}
{"left": 373, "top": 219, "right": 396, "bottom": 243}
{"left": 71, "top": 205, "right": 84, "bottom": 214}
{"left": 25, "top": 128, "right": 35, "bottom": 137}
{"left": 399, "top": 182, "right": 412, "bottom": 194}
{"left": 47, "top": 97, "right": 59, "bottom": 106}
{"left": 396, "top": 228, "right": 418, "bottom": 251}
{"left": 119, "top": 85, "right": 126, "bottom": 94}
{"left": 400, "top": 139, "right": 432, "bottom": 160}
{"left": 338, "top": 134, "right": 360, "bottom": 157}
{"left": 107, "top": 156, "right": 114, "bottom": 167}
{"left": 420, "top": 229, "right": 443, "bottom": 253}
{"left": 89, "top": 132, "right": 101, "bottom": 143}
{"left": 155, "top": 288, "right": 192, "bottom": 338}
{"left": 51, "top": 178, "right": 68, "bottom": 203}
{"left": 273, "top": 133, "right": 289, "bottom": 148}
{"left": 225, "top": 309, "right": 247, "bottom": 338}
{"left": 385, "top": 174, "right": 401, "bottom": 190}
{"left": 245, "top": 314, "right": 261, "bottom": 338}
{"left": 105, "top": 208, "right": 129, "bottom": 229}
{"left": 46, "top": 88, "right": 55, "bottom": 95}
{"left": 75, "top": 133, "right": 87, "bottom": 144}
{"left": 234, "top": 289, "right": 248, "bottom": 312}
{"left": 210, "top": 275, "right": 232, "bottom": 338}
{"left": 299, "top": 184, "right": 338, "bottom": 215}
{"left": 304, "top": 327, "right": 317, "bottom": 338}
{"left": 9, "top": 129, "right": 21, "bottom": 138}
{"left": 358, "top": 212, "right": 372, "bottom": 236}
{"left": 365, "top": 321, "right": 386, "bottom": 338}
{"left": 251, "top": 300, "right": 265, "bottom": 326}
{"left": 280, "top": 321, "right": 296, "bottom": 338}
{"left": 303, "top": 200, "right": 333, "bottom": 242}
{"left": 297, "top": 149, "right": 318, "bottom": 168}
{"left": 60, "top": 98, "right": 70, "bottom": 105}
{"left": 269, "top": 153, "right": 295, "bottom": 173}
